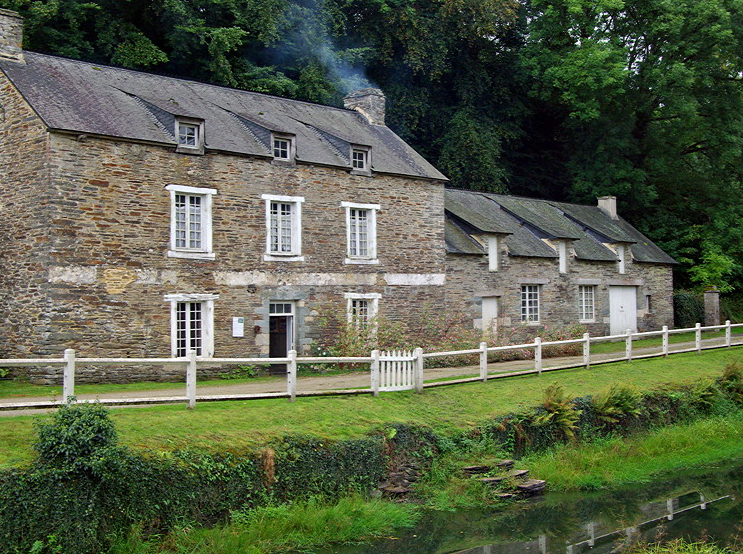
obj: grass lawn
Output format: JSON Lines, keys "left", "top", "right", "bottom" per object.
{"left": 1, "top": 347, "right": 742, "bottom": 468}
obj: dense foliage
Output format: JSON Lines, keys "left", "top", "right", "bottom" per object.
{"left": 2, "top": 0, "right": 742, "bottom": 291}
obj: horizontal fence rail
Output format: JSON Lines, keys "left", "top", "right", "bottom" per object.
{"left": 1, "top": 321, "right": 742, "bottom": 410}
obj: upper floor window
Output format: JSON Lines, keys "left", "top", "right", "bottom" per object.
{"left": 579, "top": 285, "right": 595, "bottom": 322}
{"left": 350, "top": 146, "right": 371, "bottom": 174}
{"left": 521, "top": 284, "right": 540, "bottom": 323}
{"left": 175, "top": 119, "right": 205, "bottom": 154}
{"left": 262, "top": 194, "right": 305, "bottom": 261}
{"left": 342, "top": 201, "right": 379, "bottom": 264}
{"left": 272, "top": 134, "right": 295, "bottom": 162}
{"left": 166, "top": 184, "right": 217, "bottom": 260}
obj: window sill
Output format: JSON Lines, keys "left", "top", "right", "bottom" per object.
{"left": 175, "top": 145, "right": 205, "bottom": 155}
{"left": 350, "top": 169, "right": 373, "bottom": 177}
{"left": 271, "top": 159, "right": 295, "bottom": 167}
{"left": 345, "top": 258, "right": 379, "bottom": 265}
{"left": 522, "top": 321, "right": 541, "bottom": 326}
{"left": 168, "top": 250, "right": 215, "bottom": 260}
{"left": 264, "top": 254, "right": 305, "bottom": 262}
{"left": 579, "top": 319, "right": 595, "bottom": 324}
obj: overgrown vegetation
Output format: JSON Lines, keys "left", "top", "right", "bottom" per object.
{"left": 309, "top": 306, "right": 585, "bottom": 369}
{"left": 628, "top": 539, "right": 742, "bottom": 554}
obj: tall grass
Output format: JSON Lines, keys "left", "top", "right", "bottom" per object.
{"left": 110, "top": 496, "right": 419, "bottom": 554}
{"left": 629, "top": 539, "right": 742, "bottom": 554}
{"left": 523, "top": 410, "right": 743, "bottom": 490}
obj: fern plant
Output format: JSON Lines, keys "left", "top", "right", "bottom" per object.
{"left": 592, "top": 384, "right": 642, "bottom": 425}
{"left": 532, "top": 383, "right": 581, "bottom": 441}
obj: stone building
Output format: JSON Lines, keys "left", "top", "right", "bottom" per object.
{"left": 445, "top": 189, "right": 675, "bottom": 337}
{"left": 0, "top": 10, "right": 675, "bottom": 380}
{"left": 0, "top": 10, "right": 447, "bottom": 376}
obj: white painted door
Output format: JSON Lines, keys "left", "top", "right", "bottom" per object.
{"left": 609, "top": 286, "right": 638, "bottom": 334}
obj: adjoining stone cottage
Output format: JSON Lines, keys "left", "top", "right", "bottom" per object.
{"left": 444, "top": 189, "right": 676, "bottom": 338}
{"left": 0, "top": 10, "right": 675, "bottom": 381}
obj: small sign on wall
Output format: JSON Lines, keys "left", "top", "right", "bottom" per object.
{"left": 232, "top": 317, "right": 245, "bottom": 338}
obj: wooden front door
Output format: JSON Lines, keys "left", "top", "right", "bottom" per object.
{"left": 609, "top": 286, "right": 638, "bottom": 335}
{"left": 269, "top": 302, "right": 294, "bottom": 373}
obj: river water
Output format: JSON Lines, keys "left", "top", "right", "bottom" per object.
{"left": 322, "top": 460, "right": 743, "bottom": 554}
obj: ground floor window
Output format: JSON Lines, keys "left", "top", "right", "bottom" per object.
{"left": 521, "top": 285, "right": 540, "bottom": 323}
{"left": 579, "top": 285, "right": 595, "bottom": 322}
{"left": 164, "top": 293, "right": 218, "bottom": 358}
{"left": 344, "top": 293, "right": 381, "bottom": 328}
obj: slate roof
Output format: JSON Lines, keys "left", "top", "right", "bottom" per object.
{"left": 445, "top": 189, "right": 676, "bottom": 264}
{"left": 0, "top": 52, "right": 446, "bottom": 181}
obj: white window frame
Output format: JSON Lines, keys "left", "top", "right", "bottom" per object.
{"left": 166, "top": 184, "right": 217, "bottom": 260}
{"left": 579, "top": 285, "right": 596, "bottom": 322}
{"left": 344, "top": 292, "right": 381, "bottom": 328}
{"left": 175, "top": 118, "right": 205, "bottom": 154}
{"left": 350, "top": 146, "right": 371, "bottom": 174}
{"left": 341, "top": 201, "right": 379, "bottom": 264}
{"left": 272, "top": 134, "right": 294, "bottom": 162}
{"left": 520, "top": 285, "right": 540, "bottom": 323}
{"left": 617, "top": 243, "right": 627, "bottom": 274}
{"left": 262, "top": 194, "right": 305, "bottom": 261}
{"left": 558, "top": 240, "right": 568, "bottom": 274}
{"left": 164, "top": 293, "right": 218, "bottom": 358}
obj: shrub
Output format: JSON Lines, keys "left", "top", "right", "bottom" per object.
{"left": 674, "top": 291, "right": 704, "bottom": 328}
{"left": 592, "top": 384, "right": 642, "bottom": 426}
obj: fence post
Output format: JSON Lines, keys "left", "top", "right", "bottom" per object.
{"left": 414, "top": 347, "right": 424, "bottom": 393}
{"left": 696, "top": 322, "right": 702, "bottom": 353}
{"left": 186, "top": 349, "right": 197, "bottom": 409}
{"left": 583, "top": 333, "right": 590, "bottom": 370}
{"left": 662, "top": 325, "right": 669, "bottom": 357}
{"left": 287, "top": 350, "right": 297, "bottom": 402}
{"left": 63, "top": 348, "right": 75, "bottom": 403}
{"left": 371, "top": 349, "right": 380, "bottom": 397}
{"left": 479, "top": 341, "right": 488, "bottom": 382}
{"left": 726, "top": 320, "right": 732, "bottom": 348}
{"left": 534, "top": 337, "right": 542, "bottom": 375}
{"left": 626, "top": 329, "right": 633, "bottom": 361}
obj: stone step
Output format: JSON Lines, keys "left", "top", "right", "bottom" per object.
{"left": 496, "top": 459, "right": 515, "bottom": 470}
{"left": 462, "top": 464, "right": 491, "bottom": 475}
{"left": 516, "top": 479, "right": 546, "bottom": 496}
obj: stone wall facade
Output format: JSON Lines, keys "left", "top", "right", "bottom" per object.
{"left": 445, "top": 245, "right": 674, "bottom": 339}
{"left": 0, "top": 74, "right": 447, "bottom": 381}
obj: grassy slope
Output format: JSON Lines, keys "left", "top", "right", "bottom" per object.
{"left": 1, "top": 348, "right": 742, "bottom": 467}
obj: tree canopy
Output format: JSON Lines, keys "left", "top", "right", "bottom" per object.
{"left": 3, "top": 0, "right": 743, "bottom": 291}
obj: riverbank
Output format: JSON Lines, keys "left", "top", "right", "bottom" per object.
{"left": 3, "top": 357, "right": 743, "bottom": 554}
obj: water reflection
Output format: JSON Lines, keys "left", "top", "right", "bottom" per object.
{"left": 456, "top": 492, "right": 730, "bottom": 554}
{"left": 323, "top": 462, "right": 743, "bottom": 554}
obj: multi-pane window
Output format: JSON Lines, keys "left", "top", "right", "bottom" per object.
{"left": 579, "top": 285, "right": 595, "bottom": 322}
{"left": 351, "top": 148, "right": 368, "bottom": 171}
{"left": 262, "top": 194, "right": 304, "bottom": 260}
{"left": 350, "top": 299, "right": 370, "bottom": 327}
{"left": 174, "top": 194, "right": 202, "bottom": 249}
{"left": 273, "top": 137, "right": 291, "bottom": 160}
{"left": 178, "top": 123, "right": 198, "bottom": 147}
{"left": 342, "top": 201, "right": 379, "bottom": 263}
{"left": 521, "top": 285, "right": 540, "bottom": 323}
{"left": 349, "top": 209, "right": 369, "bottom": 257}
{"left": 166, "top": 185, "right": 216, "bottom": 259}
{"left": 165, "top": 293, "right": 218, "bottom": 358}
{"left": 345, "top": 293, "right": 380, "bottom": 328}
{"left": 269, "top": 202, "right": 293, "bottom": 253}
{"left": 176, "top": 301, "right": 203, "bottom": 357}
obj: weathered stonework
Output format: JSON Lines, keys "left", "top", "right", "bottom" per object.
{"left": 0, "top": 72, "right": 447, "bottom": 380}
{"left": 445, "top": 246, "right": 674, "bottom": 338}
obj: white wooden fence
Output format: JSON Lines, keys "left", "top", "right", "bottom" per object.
{"left": 1, "top": 321, "right": 742, "bottom": 410}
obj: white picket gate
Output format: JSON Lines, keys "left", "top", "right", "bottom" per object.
{"left": 378, "top": 349, "right": 416, "bottom": 391}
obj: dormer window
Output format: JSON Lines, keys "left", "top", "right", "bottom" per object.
{"left": 351, "top": 146, "right": 371, "bottom": 174}
{"left": 272, "top": 134, "right": 294, "bottom": 162}
{"left": 175, "top": 118, "right": 204, "bottom": 154}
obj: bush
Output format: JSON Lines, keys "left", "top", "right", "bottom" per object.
{"left": 674, "top": 291, "right": 704, "bottom": 328}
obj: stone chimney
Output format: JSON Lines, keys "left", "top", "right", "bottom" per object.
{"left": 0, "top": 9, "right": 24, "bottom": 64}
{"left": 343, "top": 88, "right": 385, "bottom": 125}
{"left": 597, "top": 196, "right": 618, "bottom": 220}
